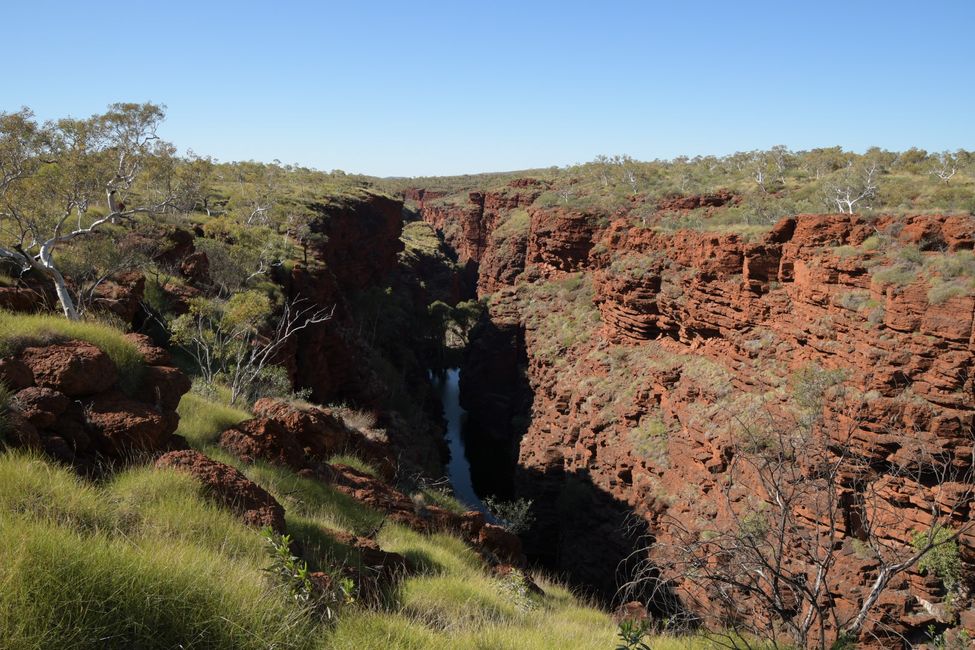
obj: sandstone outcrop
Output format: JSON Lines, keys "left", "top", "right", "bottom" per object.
{"left": 156, "top": 449, "right": 287, "bottom": 532}
{"left": 3, "top": 337, "right": 190, "bottom": 467}
{"left": 423, "top": 187, "right": 975, "bottom": 646}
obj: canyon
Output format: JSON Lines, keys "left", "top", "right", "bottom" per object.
{"left": 2, "top": 179, "right": 974, "bottom": 647}
{"left": 407, "top": 182, "right": 975, "bottom": 647}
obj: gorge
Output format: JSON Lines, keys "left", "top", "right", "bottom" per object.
{"left": 405, "top": 180, "right": 975, "bottom": 647}
{"left": 2, "top": 139, "right": 975, "bottom": 649}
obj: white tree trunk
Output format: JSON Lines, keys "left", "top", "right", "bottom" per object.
{"left": 38, "top": 242, "right": 79, "bottom": 320}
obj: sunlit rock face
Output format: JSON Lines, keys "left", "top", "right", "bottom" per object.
{"left": 413, "top": 186, "right": 975, "bottom": 645}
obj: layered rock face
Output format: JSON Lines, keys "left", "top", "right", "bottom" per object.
{"left": 517, "top": 213, "right": 975, "bottom": 644}
{"left": 410, "top": 181, "right": 546, "bottom": 293}
{"left": 413, "top": 185, "right": 975, "bottom": 645}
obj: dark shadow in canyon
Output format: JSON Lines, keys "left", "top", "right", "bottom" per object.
{"left": 412, "top": 210, "right": 676, "bottom": 610}
{"left": 456, "top": 316, "right": 680, "bottom": 613}
{"left": 459, "top": 317, "right": 532, "bottom": 501}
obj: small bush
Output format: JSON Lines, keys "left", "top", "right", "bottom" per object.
{"left": 927, "top": 280, "right": 972, "bottom": 305}
{"left": 836, "top": 290, "right": 870, "bottom": 311}
{"left": 913, "top": 527, "right": 962, "bottom": 593}
{"left": 492, "top": 209, "right": 531, "bottom": 242}
{"left": 860, "top": 234, "right": 883, "bottom": 251}
{"left": 616, "top": 619, "right": 653, "bottom": 650}
{"left": 483, "top": 496, "right": 535, "bottom": 535}
{"left": 261, "top": 527, "right": 354, "bottom": 621}
{"left": 628, "top": 416, "right": 670, "bottom": 465}
{"left": 497, "top": 568, "right": 541, "bottom": 613}
{"left": 873, "top": 264, "right": 919, "bottom": 287}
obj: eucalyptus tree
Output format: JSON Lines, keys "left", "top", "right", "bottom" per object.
{"left": 0, "top": 103, "right": 184, "bottom": 319}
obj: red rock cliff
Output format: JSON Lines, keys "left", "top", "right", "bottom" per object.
{"left": 452, "top": 200, "right": 975, "bottom": 646}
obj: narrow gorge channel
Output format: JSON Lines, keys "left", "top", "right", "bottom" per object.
{"left": 430, "top": 368, "right": 489, "bottom": 514}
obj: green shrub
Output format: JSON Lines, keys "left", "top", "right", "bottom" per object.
{"left": 913, "top": 527, "right": 962, "bottom": 592}
{"left": 261, "top": 527, "right": 354, "bottom": 621}
{"left": 492, "top": 209, "right": 531, "bottom": 242}
{"left": 927, "top": 280, "right": 972, "bottom": 305}
{"left": 861, "top": 234, "right": 884, "bottom": 251}
{"left": 835, "top": 290, "right": 870, "bottom": 311}
{"left": 496, "top": 568, "right": 542, "bottom": 613}
{"left": 616, "top": 619, "right": 653, "bottom": 650}
{"left": 483, "top": 496, "right": 535, "bottom": 534}
{"left": 872, "top": 264, "right": 919, "bottom": 287}
{"left": 628, "top": 416, "right": 670, "bottom": 465}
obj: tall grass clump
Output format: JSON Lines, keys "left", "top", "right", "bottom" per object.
{"left": 176, "top": 391, "right": 252, "bottom": 448}
{"left": 0, "top": 515, "right": 317, "bottom": 650}
{"left": 0, "top": 451, "right": 320, "bottom": 649}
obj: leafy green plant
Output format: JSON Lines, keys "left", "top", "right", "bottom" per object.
{"left": 496, "top": 568, "right": 540, "bottom": 613}
{"left": 912, "top": 526, "right": 962, "bottom": 593}
{"left": 262, "top": 527, "right": 316, "bottom": 605}
{"left": 261, "top": 526, "right": 354, "bottom": 621}
{"left": 483, "top": 496, "right": 535, "bottom": 535}
{"left": 616, "top": 619, "right": 653, "bottom": 650}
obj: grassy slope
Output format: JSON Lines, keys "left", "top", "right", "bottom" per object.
{"left": 0, "top": 390, "right": 632, "bottom": 649}
{"left": 12, "top": 359, "right": 702, "bottom": 650}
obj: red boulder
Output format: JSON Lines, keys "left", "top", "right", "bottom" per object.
{"left": 20, "top": 341, "right": 118, "bottom": 396}
{"left": 156, "top": 449, "right": 286, "bottom": 533}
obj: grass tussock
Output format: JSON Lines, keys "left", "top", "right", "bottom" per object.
{"left": 176, "top": 391, "right": 252, "bottom": 447}
{"left": 328, "top": 452, "right": 380, "bottom": 478}
{"left": 0, "top": 451, "right": 316, "bottom": 649}
{"left": 0, "top": 310, "right": 145, "bottom": 392}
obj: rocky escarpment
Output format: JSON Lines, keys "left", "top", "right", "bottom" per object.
{"left": 1, "top": 334, "right": 190, "bottom": 469}
{"left": 515, "top": 213, "right": 975, "bottom": 640}
{"left": 277, "top": 191, "right": 454, "bottom": 475}
{"left": 407, "top": 180, "right": 546, "bottom": 292}
{"left": 414, "top": 183, "right": 975, "bottom": 646}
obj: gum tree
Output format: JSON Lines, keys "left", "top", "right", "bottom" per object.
{"left": 0, "top": 103, "right": 180, "bottom": 319}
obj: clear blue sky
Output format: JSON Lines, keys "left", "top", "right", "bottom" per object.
{"left": 5, "top": 1, "right": 973, "bottom": 177}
